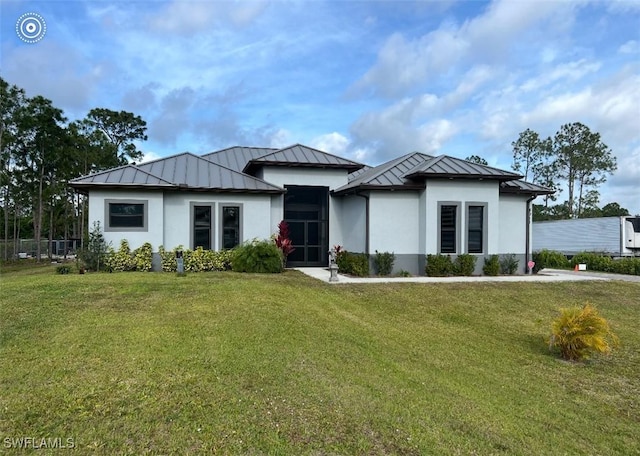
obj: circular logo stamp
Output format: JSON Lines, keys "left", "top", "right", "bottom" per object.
{"left": 16, "top": 13, "right": 47, "bottom": 44}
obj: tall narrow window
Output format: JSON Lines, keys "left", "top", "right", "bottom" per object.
{"left": 440, "top": 205, "right": 457, "bottom": 253}
{"left": 193, "top": 206, "right": 211, "bottom": 250}
{"left": 468, "top": 206, "right": 484, "bottom": 253}
{"left": 222, "top": 206, "right": 240, "bottom": 249}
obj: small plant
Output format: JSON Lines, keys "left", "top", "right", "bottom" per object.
{"left": 549, "top": 303, "right": 618, "bottom": 361}
{"left": 274, "top": 220, "right": 295, "bottom": 268}
{"left": 499, "top": 254, "right": 519, "bottom": 275}
{"left": 453, "top": 254, "right": 477, "bottom": 276}
{"left": 106, "top": 239, "right": 136, "bottom": 272}
{"left": 56, "top": 265, "right": 71, "bottom": 275}
{"left": 231, "top": 239, "right": 283, "bottom": 273}
{"left": 373, "top": 251, "right": 395, "bottom": 276}
{"left": 77, "top": 221, "right": 110, "bottom": 272}
{"left": 425, "top": 254, "right": 453, "bottom": 277}
{"left": 482, "top": 255, "right": 500, "bottom": 276}
{"left": 397, "top": 270, "right": 412, "bottom": 277}
{"left": 133, "top": 242, "right": 153, "bottom": 272}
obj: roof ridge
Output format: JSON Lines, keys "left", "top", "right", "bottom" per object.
{"left": 202, "top": 145, "right": 278, "bottom": 156}
{"left": 259, "top": 143, "right": 365, "bottom": 166}
{"left": 70, "top": 163, "right": 174, "bottom": 186}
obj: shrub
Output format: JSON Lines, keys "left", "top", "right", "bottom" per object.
{"left": 453, "top": 254, "right": 477, "bottom": 276}
{"left": 336, "top": 250, "right": 370, "bottom": 277}
{"left": 571, "top": 252, "right": 613, "bottom": 272}
{"left": 158, "top": 245, "right": 233, "bottom": 272}
{"left": 106, "top": 239, "right": 136, "bottom": 272}
{"left": 133, "top": 242, "right": 153, "bottom": 272}
{"left": 608, "top": 257, "right": 640, "bottom": 275}
{"left": 532, "top": 249, "right": 570, "bottom": 273}
{"left": 274, "top": 220, "right": 295, "bottom": 267}
{"left": 56, "top": 265, "right": 71, "bottom": 275}
{"left": 231, "top": 239, "right": 283, "bottom": 273}
{"left": 159, "top": 245, "right": 179, "bottom": 272}
{"left": 500, "top": 254, "right": 519, "bottom": 275}
{"left": 483, "top": 255, "right": 500, "bottom": 276}
{"left": 373, "top": 251, "right": 395, "bottom": 276}
{"left": 549, "top": 303, "right": 618, "bottom": 361}
{"left": 425, "top": 254, "right": 453, "bottom": 277}
{"left": 397, "top": 270, "right": 412, "bottom": 277}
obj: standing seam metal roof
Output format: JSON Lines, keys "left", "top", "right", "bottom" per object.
{"left": 243, "top": 144, "right": 364, "bottom": 173}
{"left": 404, "top": 155, "right": 522, "bottom": 180}
{"left": 201, "top": 146, "right": 278, "bottom": 172}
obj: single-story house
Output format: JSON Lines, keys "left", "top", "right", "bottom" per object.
{"left": 70, "top": 144, "right": 552, "bottom": 274}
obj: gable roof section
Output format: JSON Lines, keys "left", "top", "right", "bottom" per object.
{"left": 404, "top": 155, "right": 522, "bottom": 181}
{"left": 69, "top": 165, "right": 176, "bottom": 191}
{"left": 201, "top": 146, "right": 278, "bottom": 172}
{"left": 243, "top": 143, "right": 364, "bottom": 174}
{"left": 335, "top": 152, "right": 433, "bottom": 194}
{"left": 70, "top": 152, "right": 284, "bottom": 194}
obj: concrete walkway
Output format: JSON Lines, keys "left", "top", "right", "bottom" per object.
{"left": 295, "top": 267, "right": 639, "bottom": 284}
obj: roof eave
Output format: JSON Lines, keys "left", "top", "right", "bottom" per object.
{"left": 405, "top": 172, "right": 521, "bottom": 182}
{"left": 333, "top": 183, "right": 425, "bottom": 196}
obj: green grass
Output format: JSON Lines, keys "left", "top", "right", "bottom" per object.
{"left": 1, "top": 266, "right": 639, "bottom": 454}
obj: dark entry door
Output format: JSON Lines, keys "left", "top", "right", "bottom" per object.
{"left": 284, "top": 186, "right": 329, "bottom": 267}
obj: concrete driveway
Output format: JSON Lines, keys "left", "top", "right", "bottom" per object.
{"left": 295, "top": 267, "right": 639, "bottom": 284}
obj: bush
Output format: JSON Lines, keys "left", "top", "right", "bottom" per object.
{"left": 425, "top": 254, "right": 453, "bottom": 277}
{"left": 500, "top": 254, "right": 519, "bottom": 275}
{"left": 609, "top": 257, "right": 640, "bottom": 275}
{"left": 133, "top": 242, "right": 153, "bottom": 272}
{"left": 159, "top": 245, "right": 179, "bottom": 272}
{"left": 56, "top": 265, "right": 71, "bottom": 275}
{"left": 158, "top": 245, "right": 233, "bottom": 272}
{"left": 336, "top": 251, "right": 370, "bottom": 277}
{"left": 532, "top": 249, "right": 570, "bottom": 273}
{"left": 453, "top": 254, "right": 477, "bottom": 276}
{"left": 571, "top": 252, "right": 613, "bottom": 272}
{"left": 483, "top": 255, "right": 500, "bottom": 276}
{"left": 106, "top": 239, "right": 136, "bottom": 272}
{"left": 550, "top": 303, "right": 618, "bottom": 361}
{"left": 373, "top": 251, "right": 395, "bottom": 276}
{"left": 231, "top": 239, "right": 283, "bottom": 273}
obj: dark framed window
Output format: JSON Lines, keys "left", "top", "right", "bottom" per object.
{"left": 193, "top": 205, "right": 212, "bottom": 250}
{"left": 221, "top": 205, "right": 241, "bottom": 249}
{"left": 467, "top": 206, "right": 484, "bottom": 253}
{"left": 105, "top": 200, "right": 148, "bottom": 231}
{"left": 440, "top": 205, "right": 457, "bottom": 253}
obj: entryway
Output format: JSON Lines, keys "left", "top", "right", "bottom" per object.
{"left": 284, "top": 186, "right": 329, "bottom": 267}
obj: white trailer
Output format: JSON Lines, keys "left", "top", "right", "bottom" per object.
{"left": 532, "top": 216, "right": 640, "bottom": 257}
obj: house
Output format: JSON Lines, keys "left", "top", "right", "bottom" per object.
{"left": 69, "top": 144, "right": 552, "bottom": 274}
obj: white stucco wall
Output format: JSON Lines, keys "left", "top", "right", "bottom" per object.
{"left": 424, "top": 180, "right": 501, "bottom": 254}
{"left": 369, "top": 191, "right": 420, "bottom": 254}
{"left": 338, "top": 195, "right": 366, "bottom": 252}
{"left": 88, "top": 190, "right": 164, "bottom": 250}
{"left": 162, "top": 192, "right": 273, "bottom": 250}
{"left": 498, "top": 195, "right": 529, "bottom": 254}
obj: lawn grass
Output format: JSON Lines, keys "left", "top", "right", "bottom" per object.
{"left": 1, "top": 266, "right": 639, "bottom": 454}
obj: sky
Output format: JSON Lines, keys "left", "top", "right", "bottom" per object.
{"left": 1, "top": 0, "right": 639, "bottom": 214}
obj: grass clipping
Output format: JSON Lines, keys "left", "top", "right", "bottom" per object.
{"left": 549, "top": 303, "right": 619, "bottom": 361}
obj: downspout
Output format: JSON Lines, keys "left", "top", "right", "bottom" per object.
{"left": 525, "top": 195, "right": 536, "bottom": 273}
{"left": 355, "top": 190, "right": 370, "bottom": 254}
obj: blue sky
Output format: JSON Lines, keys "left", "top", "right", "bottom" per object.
{"left": 2, "top": 0, "right": 639, "bottom": 213}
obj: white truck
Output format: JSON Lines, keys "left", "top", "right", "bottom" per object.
{"left": 532, "top": 216, "right": 640, "bottom": 257}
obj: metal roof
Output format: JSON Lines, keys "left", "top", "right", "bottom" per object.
{"left": 500, "top": 179, "right": 554, "bottom": 195}
{"left": 201, "top": 146, "right": 278, "bottom": 172}
{"left": 348, "top": 165, "right": 372, "bottom": 182}
{"left": 70, "top": 152, "right": 284, "bottom": 193}
{"left": 335, "top": 152, "right": 433, "bottom": 194}
{"left": 404, "top": 155, "right": 523, "bottom": 181}
{"left": 243, "top": 143, "right": 365, "bottom": 174}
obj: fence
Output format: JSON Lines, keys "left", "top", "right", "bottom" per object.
{"left": 0, "top": 239, "right": 82, "bottom": 260}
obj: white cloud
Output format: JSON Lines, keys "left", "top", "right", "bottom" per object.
{"left": 310, "top": 132, "right": 350, "bottom": 156}
{"left": 520, "top": 59, "right": 602, "bottom": 92}
{"left": 618, "top": 40, "right": 640, "bottom": 54}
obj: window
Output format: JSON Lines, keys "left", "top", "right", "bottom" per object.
{"left": 467, "top": 206, "right": 484, "bottom": 253}
{"left": 221, "top": 205, "right": 241, "bottom": 249}
{"left": 193, "top": 205, "right": 212, "bottom": 250}
{"left": 105, "top": 200, "right": 147, "bottom": 231}
{"left": 440, "top": 205, "right": 458, "bottom": 253}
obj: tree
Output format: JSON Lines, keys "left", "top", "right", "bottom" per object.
{"left": 600, "top": 202, "right": 630, "bottom": 217}
{"left": 552, "top": 122, "right": 616, "bottom": 218}
{"left": 83, "top": 108, "right": 148, "bottom": 166}
{"left": 465, "top": 155, "right": 488, "bottom": 165}
{"left": 511, "top": 129, "right": 559, "bottom": 207}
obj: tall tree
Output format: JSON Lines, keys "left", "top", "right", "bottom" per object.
{"left": 552, "top": 122, "right": 616, "bottom": 218}
{"left": 600, "top": 202, "right": 630, "bottom": 217}
{"left": 83, "top": 108, "right": 147, "bottom": 166}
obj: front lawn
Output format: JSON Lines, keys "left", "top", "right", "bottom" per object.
{"left": 1, "top": 267, "right": 639, "bottom": 454}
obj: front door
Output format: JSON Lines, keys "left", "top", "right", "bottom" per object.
{"left": 284, "top": 186, "right": 329, "bottom": 267}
